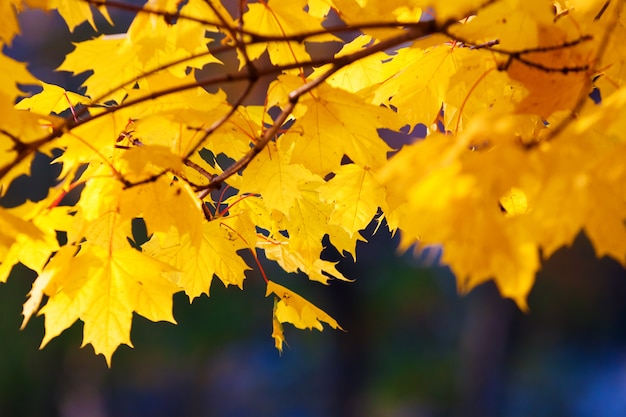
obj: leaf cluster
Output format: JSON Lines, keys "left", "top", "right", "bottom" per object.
{"left": 1, "top": 0, "right": 625, "bottom": 363}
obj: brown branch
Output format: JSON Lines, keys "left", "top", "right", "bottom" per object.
{"left": 84, "top": 0, "right": 231, "bottom": 29}
{"left": 184, "top": 78, "right": 256, "bottom": 162}
{"left": 0, "top": 129, "right": 27, "bottom": 153}
{"left": 197, "top": 24, "right": 433, "bottom": 193}
{"left": 523, "top": 0, "right": 625, "bottom": 148}
{"left": 0, "top": 18, "right": 438, "bottom": 184}
{"left": 595, "top": 0, "right": 612, "bottom": 20}
{"left": 445, "top": 28, "right": 594, "bottom": 73}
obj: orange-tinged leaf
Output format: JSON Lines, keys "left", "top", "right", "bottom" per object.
{"left": 583, "top": 176, "right": 626, "bottom": 264}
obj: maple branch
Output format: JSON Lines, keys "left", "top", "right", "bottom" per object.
{"left": 4, "top": 17, "right": 436, "bottom": 186}
{"left": 198, "top": 93, "right": 295, "bottom": 195}
{"left": 494, "top": 35, "right": 594, "bottom": 73}
{"left": 0, "top": 129, "right": 27, "bottom": 153}
{"left": 197, "top": 24, "right": 436, "bottom": 193}
{"left": 1, "top": 20, "right": 437, "bottom": 185}
{"left": 64, "top": 42, "right": 232, "bottom": 126}
{"left": 184, "top": 159, "right": 214, "bottom": 183}
{"left": 594, "top": 0, "right": 612, "bottom": 20}
{"left": 444, "top": 28, "right": 594, "bottom": 73}
{"left": 82, "top": 0, "right": 424, "bottom": 43}
{"left": 83, "top": 0, "right": 230, "bottom": 29}
{"left": 185, "top": 78, "right": 256, "bottom": 165}
{"left": 499, "top": 56, "right": 589, "bottom": 74}
{"left": 523, "top": 0, "right": 625, "bottom": 149}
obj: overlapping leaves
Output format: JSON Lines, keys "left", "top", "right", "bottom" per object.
{"left": 0, "top": 0, "right": 624, "bottom": 363}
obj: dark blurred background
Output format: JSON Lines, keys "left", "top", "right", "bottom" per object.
{"left": 2, "top": 4, "right": 626, "bottom": 417}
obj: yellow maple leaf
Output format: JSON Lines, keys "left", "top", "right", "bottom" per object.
{"left": 286, "top": 180, "right": 332, "bottom": 262}
{"left": 0, "top": 208, "right": 45, "bottom": 281}
{"left": 117, "top": 145, "right": 183, "bottom": 181}
{"left": 0, "top": 0, "right": 21, "bottom": 45}
{"left": 270, "top": 75, "right": 396, "bottom": 174}
{"left": 313, "top": 35, "right": 392, "bottom": 94}
{"left": 261, "top": 235, "right": 350, "bottom": 284}
{"left": 266, "top": 280, "right": 342, "bottom": 331}
{"left": 47, "top": 0, "right": 113, "bottom": 32}
{"left": 143, "top": 218, "right": 252, "bottom": 300}
{"left": 523, "top": 87, "right": 626, "bottom": 263}
{"left": 499, "top": 187, "right": 529, "bottom": 217}
{"left": 128, "top": 0, "right": 223, "bottom": 74}
{"left": 15, "top": 81, "right": 91, "bottom": 115}
{"left": 380, "top": 121, "right": 543, "bottom": 309}
{"left": 58, "top": 35, "right": 139, "bottom": 103}
{"left": 238, "top": 0, "right": 330, "bottom": 67}
{"left": 40, "top": 245, "right": 179, "bottom": 365}
{"left": 373, "top": 44, "right": 474, "bottom": 128}
{"left": 239, "top": 142, "right": 322, "bottom": 215}
{"left": 119, "top": 176, "right": 204, "bottom": 244}
{"left": 319, "top": 164, "right": 386, "bottom": 238}
{"left": 327, "top": 0, "right": 422, "bottom": 27}
{"left": 271, "top": 298, "right": 287, "bottom": 353}
{"left": 21, "top": 243, "right": 77, "bottom": 328}
{"left": 0, "top": 51, "right": 37, "bottom": 102}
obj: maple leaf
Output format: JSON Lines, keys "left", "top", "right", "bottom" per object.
{"left": 0, "top": 0, "right": 21, "bottom": 45}
{"left": 39, "top": 245, "right": 179, "bottom": 365}
{"left": 266, "top": 280, "right": 342, "bottom": 331}
{"left": 271, "top": 298, "right": 287, "bottom": 353}
{"left": 0, "top": 208, "right": 45, "bottom": 281}
{"left": 3, "top": 0, "right": 626, "bottom": 362}
{"left": 143, "top": 217, "right": 252, "bottom": 300}
{"left": 318, "top": 164, "right": 385, "bottom": 238}
{"left": 119, "top": 176, "right": 205, "bottom": 244}
{"left": 15, "top": 81, "right": 91, "bottom": 115}
{"left": 326, "top": 0, "right": 422, "bottom": 26}
{"left": 46, "top": 0, "right": 113, "bottom": 32}
{"left": 239, "top": 142, "right": 323, "bottom": 215}
{"left": 373, "top": 44, "right": 477, "bottom": 128}
{"left": 269, "top": 75, "right": 396, "bottom": 174}
{"left": 261, "top": 234, "right": 350, "bottom": 285}
{"left": 0, "top": 49, "right": 37, "bottom": 100}
{"left": 237, "top": 0, "right": 331, "bottom": 67}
